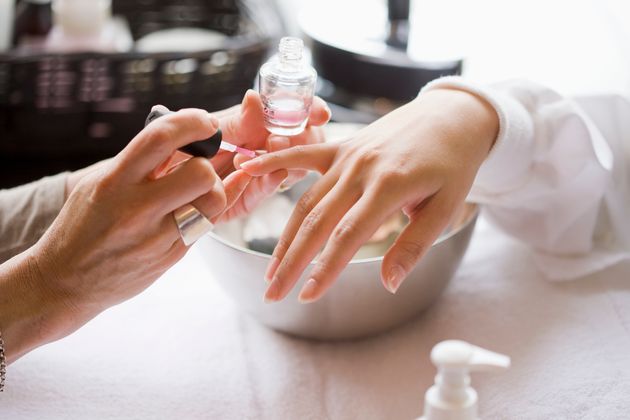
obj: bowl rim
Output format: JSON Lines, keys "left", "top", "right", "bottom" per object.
{"left": 205, "top": 203, "right": 479, "bottom": 264}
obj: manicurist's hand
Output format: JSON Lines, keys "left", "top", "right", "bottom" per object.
{"left": 0, "top": 109, "right": 247, "bottom": 363}
{"left": 240, "top": 88, "right": 499, "bottom": 303}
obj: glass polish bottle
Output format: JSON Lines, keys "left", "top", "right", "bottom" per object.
{"left": 259, "top": 37, "right": 317, "bottom": 136}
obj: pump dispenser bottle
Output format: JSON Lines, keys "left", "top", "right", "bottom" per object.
{"left": 259, "top": 37, "right": 317, "bottom": 136}
{"left": 418, "top": 340, "right": 511, "bottom": 420}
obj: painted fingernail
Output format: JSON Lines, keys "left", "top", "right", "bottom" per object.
{"left": 265, "top": 257, "right": 280, "bottom": 283}
{"left": 298, "top": 278, "right": 319, "bottom": 304}
{"left": 264, "top": 278, "right": 281, "bottom": 303}
{"left": 386, "top": 265, "right": 406, "bottom": 294}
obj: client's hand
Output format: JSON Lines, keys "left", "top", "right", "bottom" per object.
{"left": 240, "top": 89, "right": 499, "bottom": 303}
{"left": 212, "top": 90, "right": 330, "bottom": 221}
{"left": 0, "top": 110, "right": 243, "bottom": 363}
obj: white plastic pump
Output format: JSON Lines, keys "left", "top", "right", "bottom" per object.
{"left": 418, "top": 340, "right": 510, "bottom": 420}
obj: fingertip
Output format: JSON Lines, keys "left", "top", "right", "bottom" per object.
{"left": 243, "top": 89, "right": 261, "bottom": 107}
{"left": 309, "top": 97, "right": 331, "bottom": 126}
{"left": 298, "top": 278, "right": 319, "bottom": 304}
{"left": 199, "top": 184, "right": 228, "bottom": 220}
{"left": 233, "top": 153, "right": 252, "bottom": 169}
{"left": 224, "top": 168, "right": 252, "bottom": 186}
{"left": 381, "top": 262, "right": 406, "bottom": 294}
{"left": 238, "top": 159, "right": 258, "bottom": 173}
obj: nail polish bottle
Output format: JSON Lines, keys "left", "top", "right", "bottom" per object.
{"left": 259, "top": 37, "right": 317, "bottom": 136}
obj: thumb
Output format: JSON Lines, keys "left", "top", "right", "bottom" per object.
{"left": 223, "top": 89, "right": 265, "bottom": 142}
{"left": 307, "top": 96, "right": 332, "bottom": 127}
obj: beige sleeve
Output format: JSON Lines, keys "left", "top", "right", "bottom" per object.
{"left": 0, "top": 173, "right": 68, "bottom": 263}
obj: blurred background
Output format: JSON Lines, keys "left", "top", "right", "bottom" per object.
{"left": 1, "top": 0, "right": 628, "bottom": 188}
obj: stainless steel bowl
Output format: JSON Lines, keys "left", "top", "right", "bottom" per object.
{"left": 198, "top": 178, "right": 477, "bottom": 340}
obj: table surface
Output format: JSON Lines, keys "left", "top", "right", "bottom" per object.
{"left": 1, "top": 218, "right": 629, "bottom": 420}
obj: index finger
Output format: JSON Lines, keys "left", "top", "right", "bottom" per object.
{"left": 117, "top": 108, "right": 219, "bottom": 181}
{"left": 239, "top": 143, "right": 337, "bottom": 176}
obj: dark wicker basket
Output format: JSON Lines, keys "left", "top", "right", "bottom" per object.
{"left": 0, "top": 0, "right": 279, "bottom": 164}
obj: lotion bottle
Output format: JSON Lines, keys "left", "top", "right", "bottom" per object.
{"left": 418, "top": 340, "right": 511, "bottom": 420}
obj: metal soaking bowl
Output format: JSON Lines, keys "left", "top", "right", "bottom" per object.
{"left": 198, "top": 174, "right": 478, "bottom": 340}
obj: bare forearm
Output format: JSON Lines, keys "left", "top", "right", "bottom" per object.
{"left": 411, "top": 88, "right": 499, "bottom": 157}
{"left": 0, "top": 249, "right": 77, "bottom": 364}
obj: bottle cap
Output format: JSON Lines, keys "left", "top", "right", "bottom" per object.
{"left": 419, "top": 340, "right": 510, "bottom": 420}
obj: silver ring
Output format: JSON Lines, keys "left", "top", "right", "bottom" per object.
{"left": 173, "top": 204, "right": 214, "bottom": 246}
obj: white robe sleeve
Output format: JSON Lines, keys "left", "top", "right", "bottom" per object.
{"left": 422, "top": 76, "right": 630, "bottom": 280}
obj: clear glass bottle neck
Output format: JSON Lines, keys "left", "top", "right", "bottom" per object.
{"left": 278, "top": 55, "right": 302, "bottom": 72}
{"left": 277, "top": 37, "right": 303, "bottom": 71}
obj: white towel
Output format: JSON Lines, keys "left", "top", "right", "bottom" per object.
{"left": 2, "top": 217, "right": 629, "bottom": 419}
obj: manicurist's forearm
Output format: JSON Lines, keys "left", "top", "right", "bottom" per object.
{"left": 0, "top": 250, "right": 77, "bottom": 364}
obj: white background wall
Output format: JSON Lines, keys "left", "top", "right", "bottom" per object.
{"left": 276, "top": 0, "right": 630, "bottom": 96}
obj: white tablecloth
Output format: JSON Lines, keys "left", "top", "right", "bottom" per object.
{"left": 2, "top": 216, "right": 629, "bottom": 419}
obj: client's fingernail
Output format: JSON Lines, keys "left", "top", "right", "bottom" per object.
{"left": 264, "top": 278, "right": 281, "bottom": 303}
{"left": 298, "top": 278, "right": 319, "bottom": 304}
{"left": 239, "top": 160, "right": 256, "bottom": 171}
{"left": 265, "top": 257, "right": 280, "bottom": 283}
{"left": 386, "top": 265, "right": 406, "bottom": 294}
